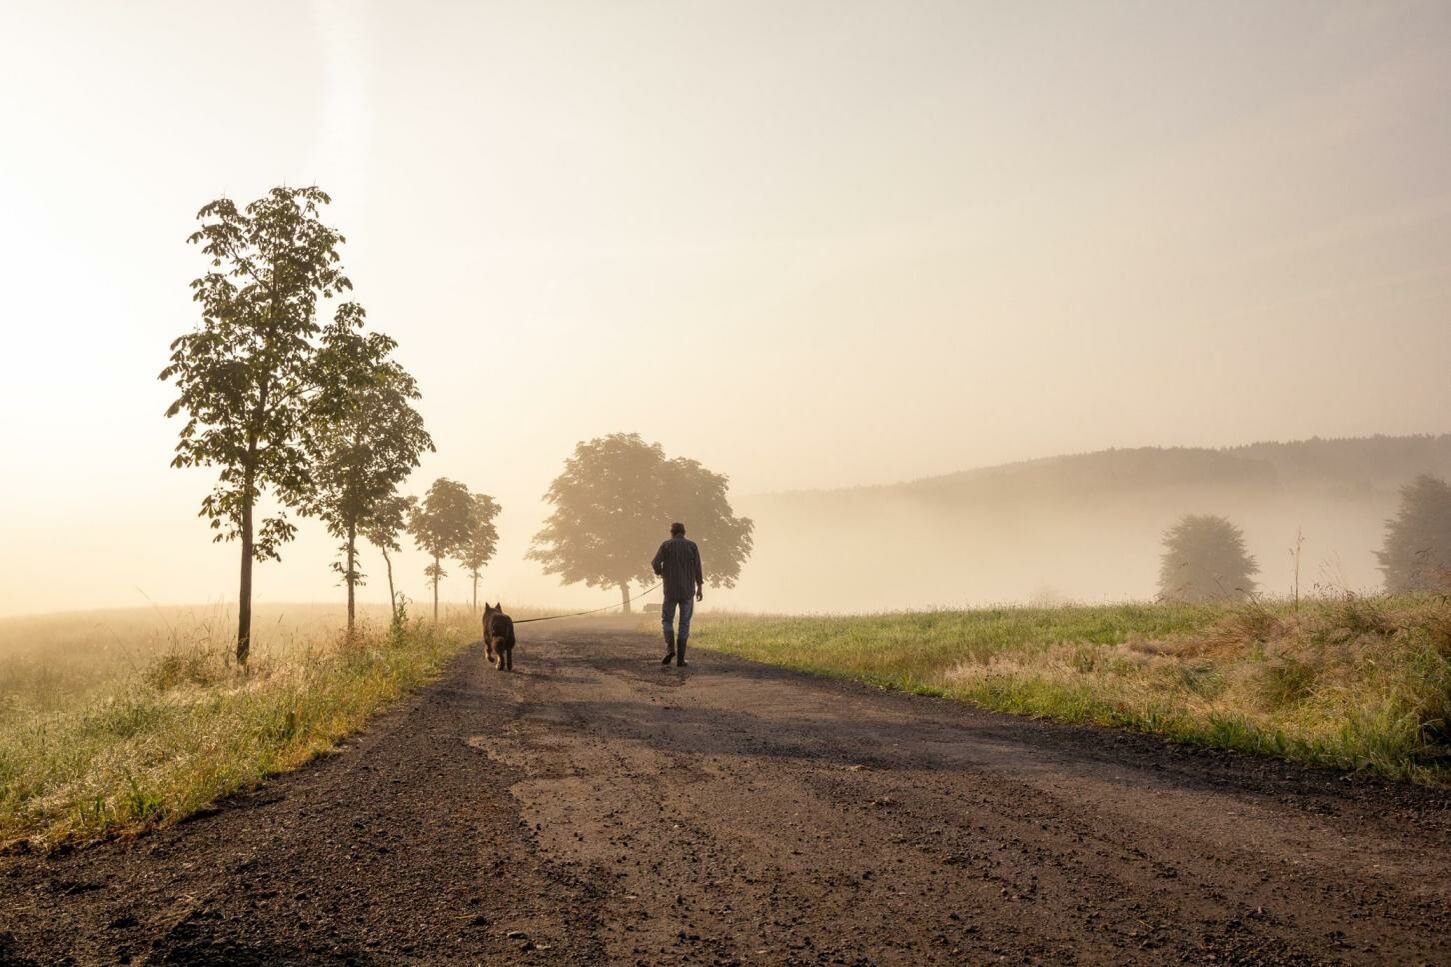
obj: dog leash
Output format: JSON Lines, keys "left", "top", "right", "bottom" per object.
{"left": 510, "top": 583, "right": 664, "bottom": 624}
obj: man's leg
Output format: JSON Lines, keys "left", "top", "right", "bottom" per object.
{"left": 675, "top": 596, "right": 694, "bottom": 666}
{"left": 661, "top": 598, "right": 677, "bottom": 665}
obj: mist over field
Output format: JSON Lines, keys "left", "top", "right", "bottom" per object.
{"left": 727, "top": 435, "right": 1451, "bottom": 612}
{"left": 2, "top": 2, "right": 1450, "bottom": 621}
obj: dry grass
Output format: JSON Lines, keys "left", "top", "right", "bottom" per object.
{"left": 694, "top": 595, "right": 1451, "bottom": 784}
{"left": 0, "top": 603, "right": 481, "bottom": 851}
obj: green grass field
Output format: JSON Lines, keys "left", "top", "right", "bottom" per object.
{"left": 0, "top": 603, "right": 480, "bottom": 851}
{"left": 7, "top": 593, "right": 1449, "bottom": 852}
{"left": 692, "top": 595, "right": 1451, "bottom": 785}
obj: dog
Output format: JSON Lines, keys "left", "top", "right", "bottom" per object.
{"left": 482, "top": 602, "right": 516, "bottom": 671}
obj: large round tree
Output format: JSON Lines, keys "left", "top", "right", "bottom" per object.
{"left": 1157, "top": 514, "right": 1259, "bottom": 602}
{"left": 1377, "top": 474, "right": 1451, "bottom": 593}
{"left": 529, "top": 433, "right": 754, "bottom": 612}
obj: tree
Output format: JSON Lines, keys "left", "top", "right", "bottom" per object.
{"left": 160, "top": 186, "right": 350, "bottom": 664}
{"left": 1377, "top": 474, "right": 1451, "bottom": 593}
{"left": 409, "top": 478, "right": 476, "bottom": 622}
{"left": 303, "top": 312, "right": 433, "bottom": 635}
{"left": 459, "top": 492, "right": 502, "bottom": 612}
{"left": 529, "top": 432, "right": 754, "bottom": 613}
{"left": 1157, "top": 514, "right": 1259, "bottom": 602}
{"left": 363, "top": 493, "right": 416, "bottom": 625}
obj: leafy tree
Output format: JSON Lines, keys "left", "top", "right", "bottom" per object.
{"left": 409, "top": 478, "right": 476, "bottom": 621}
{"left": 160, "top": 186, "right": 350, "bottom": 664}
{"left": 303, "top": 312, "right": 433, "bottom": 635}
{"left": 529, "top": 432, "right": 754, "bottom": 613}
{"left": 1157, "top": 514, "right": 1259, "bottom": 602}
{"left": 459, "top": 493, "right": 502, "bottom": 612}
{"left": 1377, "top": 474, "right": 1451, "bottom": 592}
{"left": 363, "top": 493, "right": 416, "bottom": 625}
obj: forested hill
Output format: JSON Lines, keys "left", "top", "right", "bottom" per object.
{"left": 724, "top": 434, "right": 1451, "bottom": 609}
{"left": 760, "top": 434, "right": 1451, "bottom": 506}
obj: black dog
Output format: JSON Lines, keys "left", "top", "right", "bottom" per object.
{"left": 482, "top": 602, "right": 516, "bottom": 671}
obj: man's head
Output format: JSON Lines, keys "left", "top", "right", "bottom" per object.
{"left": 670, "top": 522, "right": 686, "bottom": 538}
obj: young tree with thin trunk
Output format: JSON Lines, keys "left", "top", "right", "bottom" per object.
{"left": 529, "top": 433, "right": 754, "bottom": 613}
{"left": 160, "top": 186, "right": 349, "bottom": 664}
{"left": 364, "top": 493, "right": 416, "bottom": 625}
{"left": 303, "top": 312, "right": 433, "bottom": 635}
{"left": 459, "top": 493, "right": 502, "bottom": 612}
{"left": 409, "top": 478, "right": 475, "bottom": 622}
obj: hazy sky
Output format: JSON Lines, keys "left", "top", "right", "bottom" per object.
{"left": 3, "top": 1, "right": 1450, "bottom": 616}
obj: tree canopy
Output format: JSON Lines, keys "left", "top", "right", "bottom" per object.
{"left": 1157, "top": 514, "right": 1259, "bottom": 602}
{"left": 303, "top": 311, "right": 433, "bottom": 633}
{"left": 459, "top": 493, "right": 502, "bottom": 612}
{"left": 409, "top": 477, "right": 477, "bottom": 621}
{"left": 529, "top": 433, "right": 754, "bottom": 612}
{"left": 1377, "top": 474, "right": 1451, "bottom": 593}
{"left": 160, "top": 185, "right": 351, "bottom": 663}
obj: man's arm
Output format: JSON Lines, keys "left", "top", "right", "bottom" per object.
{"left": 651, "top": 542, "right": 666, "bottom": 577}
{"left": 693, "top": 543, "right": 704, "bottom": 600}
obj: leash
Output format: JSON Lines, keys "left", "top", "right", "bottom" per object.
{"left": 511, "top": 583, "right": 663, "bottom": 624}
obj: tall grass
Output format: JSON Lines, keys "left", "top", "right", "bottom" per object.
{"left": 0, "top": 603, "right": 480, "bottom": 851}
{"left": 694, "top": 595, "right": 1451, "bottom": 784}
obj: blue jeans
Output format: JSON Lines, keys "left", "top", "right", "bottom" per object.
{"left": 662, "top": 596, "right": 694, "bottom": 644}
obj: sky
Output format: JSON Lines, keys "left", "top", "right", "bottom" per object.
{"left": 2, "top": 1, "right": 1450, "bottom": 617}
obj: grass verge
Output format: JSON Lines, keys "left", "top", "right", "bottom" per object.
{"left": 0, "top": 605, "right": 477, "bottom": 851}
{"left": 693, "top": 595, "right": 1451, "bottom": 785}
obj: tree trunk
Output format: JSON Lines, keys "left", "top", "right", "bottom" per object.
{"left": 346, "top": 520, "right": 357, "bottom": 637}
{"left": 472, "top": 573, "right": 479, "bottom": 613}
{"left": 382, "top": 547, "right": 396, "bottom": 622}
{"left": 237, "top": 477, "right": 254, "bottom": 666}
{"left": 432, "top": 553, "right": 440, "bottom": 623}
{"left": 619, "top": 582, "right": 631, "bottom": 615}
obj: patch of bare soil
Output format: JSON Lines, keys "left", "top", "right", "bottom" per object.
{"left": 3, "top": 627, "right": 1449, "bottom": 965}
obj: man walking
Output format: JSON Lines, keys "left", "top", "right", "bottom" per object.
{"left": 652, "top": 521, "right": 703, "bottom": 667}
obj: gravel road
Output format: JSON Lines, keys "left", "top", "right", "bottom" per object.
{"left": 3, "top": 626, "right": 1449, "bottom": 965}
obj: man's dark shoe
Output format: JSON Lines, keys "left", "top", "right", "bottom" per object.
{"left": 675, "top": 640, "right": 688, "bottom": 667}
{"left": 662, "top": 629, "right": 676, "bottom": 665}
{"left": 661, "top": 651, "right": 675, "bottom": 665}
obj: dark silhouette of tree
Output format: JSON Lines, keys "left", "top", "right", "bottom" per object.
{"left": 363, "top": 493, "right": 415, "bottom": 625}
{"left": 1377, "top": 474, "right": 1451, "bottom": 592}
{"left": 459, "top": 493, "right": 502, "bottom": 612}
{"left": 1157, "top": 514, "right": 1259, "bottom": 602}
{"left": 409, "top": 478, "right": 475, "bottom": 622}
{"left": 529, "top": 433, "right": 754, "bottom": 613}
{"left": 303, "top": 313, "right": 433, "bottom": 635}
{"left": 160, "top": 186, "right": 350, "bottom": 664}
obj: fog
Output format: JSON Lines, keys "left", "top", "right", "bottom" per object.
{"left": 3, "top": 2, "right": 1451, "bottom": 618}
{"left": 731, "top": 482, "right": 1387, "bottom": 612}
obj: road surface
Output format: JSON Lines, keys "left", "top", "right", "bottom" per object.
{"left": 3, "top": 626, "right": 1449, "bottom": 965}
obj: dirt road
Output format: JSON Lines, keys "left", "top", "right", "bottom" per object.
{"left": 4, "top": 627, "right": 1450, "bottom": 965}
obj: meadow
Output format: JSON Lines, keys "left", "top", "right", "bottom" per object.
{"left": 7, "top": 593, "right": 1450, "bottom": 854}
{"left": 692, "top": 594, "right": 1451, "bottom": 785}
{"left": 0, "top": 603, "right": 480, "bottom": 851}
